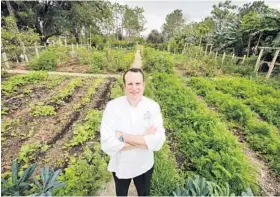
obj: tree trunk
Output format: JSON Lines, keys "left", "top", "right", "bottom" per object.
{"left": 254, "top": 32, "right": 263, "bottom": 55}
{"left": 247, "top": 33, "right": 252, "bottom": 57}
{"left": 72, "top": 28, "right": 80, "bottom": 44}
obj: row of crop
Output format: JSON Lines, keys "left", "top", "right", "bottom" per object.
{"left": 1, "top": 72, "right": 49, "bottom": 96}
{"left": 198, "top": 77, "right": 280, "bottom": 128}
{"left": 142, "top": 47, "right": 174, "bottom": 74}
{"left": 145, "top": 73, "right": 258, "bottom": 194}
{"left": 28, "top": 45, "right": 135, "bottom": 73}
{"left": 2, "top": 77, "right": 110, "bottom": 196}
{"left": 188, "top": 77, "right": 280, "bottom": 175}
{"left": 53, "top": 78, "right": 123, "bottom": 195}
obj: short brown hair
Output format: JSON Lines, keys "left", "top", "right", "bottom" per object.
{"left": 123, "top": 68, "right": 145, "bottom": 84}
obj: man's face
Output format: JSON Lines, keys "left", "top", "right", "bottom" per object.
{"left": 124, "top": 71, "right": 145, "bottom": 103}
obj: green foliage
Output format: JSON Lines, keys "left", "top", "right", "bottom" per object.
{"left": 51, "top": 78, "right": 82, "bottom": 104}
{"left": 1, "top": 159, "right": 36, "bottom": 196}
{"left": 28, "top": 49, "right": 58, "bottom": 71}
{"left": 110, "top": 78, "right": 124, "bottom": 99}
{"left": 31, "top": 103, "right": 56, "bottom": 117}
{"left": 104, "top": 49, "right": 135, "bottom": 72}
{"left": 189, "top": 77, "right": 280, "bottom": 174}
{"left": 76, "top": 47, "right": 93, "bottom": 65}
{"left": 28, "top": 45, "right": 71, "bottom": 71}
{"left": 1, "top": 16, "right": 40, "bottom": 60}
{"left": 67, "top": 110, "right": 102, "bottom": 147}
{"left": 18, "top": 143, "right": 42, "bottom": 164}
{"left": 54, "top": 144, "right": 110, "bottom": 196}
{"left": 91, "top": 51, "right": 106, "bottom": 73}
{"left": 1, "top": 72, "right": 48, "bottom": 96}
{"left": 1, "top": 159, "right": 64, "bottom": 196}
{"left": 147, "top": 73, "right": 257, "bottom": 194}
{"left": 81, "top": 78, "right": 104, "bottom": 105}
{"left": 151, "top": 143, "right": 184, "bottom": 196}
{"left": 173, "top": 174, "right": 254, "bottom": 196}
{"left": 143, "top": 47, "right": 174, "bottom": 73}
{"left": 31, "top": 168, "right": 65, "bottom": 196}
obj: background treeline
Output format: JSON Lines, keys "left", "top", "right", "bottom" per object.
{"left": 147, "top": 1, "right": 280, "bottom": 59}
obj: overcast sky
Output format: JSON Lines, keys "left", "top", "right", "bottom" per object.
{"left": 111, "top": 0, "right": 280, "bottom": 37}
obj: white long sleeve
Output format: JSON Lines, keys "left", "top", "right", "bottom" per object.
{"left": 100, "top": 102, "right": 125, "bottom": 157}
{"left": 143, "top": 103, "right": 166, "bottom": 151}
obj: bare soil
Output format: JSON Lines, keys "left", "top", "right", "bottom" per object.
{"left": 1, "top": 77, "right": 89, "bottom": 172}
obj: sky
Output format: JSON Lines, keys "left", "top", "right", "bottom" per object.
{"left": 111, "top": 0, "right": 280, "bottom": 37}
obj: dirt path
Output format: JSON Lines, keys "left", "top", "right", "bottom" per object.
{"left": 6, "top": 69, "right": 121, "bottom": 78}
{"left": 131, "top": 50, "right": 142, "bottom": 69}
{"left": 98, "top": 50, "right": 142, "bottom": 196}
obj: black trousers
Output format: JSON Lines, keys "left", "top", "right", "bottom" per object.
{"left": 112, "top": 166, "right": 154, "bottom": 196}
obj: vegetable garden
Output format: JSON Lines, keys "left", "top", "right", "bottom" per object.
{"left": 2, "top": 44, "right": 280, "bottom": 196}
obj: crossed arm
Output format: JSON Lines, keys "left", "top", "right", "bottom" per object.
{"left": 116, "top": 126, "right": 157, "bottom": 151}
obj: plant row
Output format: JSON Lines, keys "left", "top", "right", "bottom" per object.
{"left": 194, "top": 76, "right": 280, "bottom": 128}
{"left": 145, "top": 73, "right": 258, "bottom": 194}
{"left": 188, "top": 77, "right": 280, "bottom": 175}
{"left": 142, "top": 47, "right": 174, "bottom": 74}
{"left": 28, "top": 45, "right": 135, "bottom": 73}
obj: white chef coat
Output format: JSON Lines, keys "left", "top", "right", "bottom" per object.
{"left": 100, "top": 96, "right": 166, "bottom": 179}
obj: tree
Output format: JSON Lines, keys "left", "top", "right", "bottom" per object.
{"left": 147, "top": 29, "right": 163, "bottom": 43}
{"left": 123, "top": 7, "right": 146, "bottom": 40}
{"left": 162, "top": 9, "right": 185, "bottom": 41}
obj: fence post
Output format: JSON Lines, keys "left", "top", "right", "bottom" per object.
{"left": 204, "top": 45, "right": 208, "bottom": 56}
{"left": 209, "top": 45, "right": 213, "bottom": 55}
{"left": 65, "top": 38, "right": 67, "bottom": 47}
{"left": 254, "top": 48, "right": 264, "bottom": 72}
{"left": 76, "top": 43, "right": 79, "bottom": 48}
{"left": 266, "top": 49, "right": 280, "bottom": 79}
{"left": 35, "top": 43, "right": 39, "bottom": 58}
{"left": 222, "top": 52, "right": 226, "bottom": 64}
{"left": 72, "top": 43, "right": 74, "bottom": 52}
{"left": 2, "top": 51, "right": 10, "bottom": 69}
{"left": 242, "top": 55, "right": 246, "bottom": 65}
{"left": 215, "top": 51, "right": 218, "bottom": 59}
{"left": 231, "top": 53, "right": 235, "bottom": 60}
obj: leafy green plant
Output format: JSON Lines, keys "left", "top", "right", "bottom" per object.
{"left": 1, "top": 159, "right": 36, "bottom": 196}
{"left": 54, "top": 144, "right": 110, "bottom": 196}
{"left": 31, "top": 104, "right": 56, "bottom": 117}
{"left": 146, "top": 73, "right": 257, "bottom": 194}
{"left": 32, "top": 168, "right": 65, "bottom": 196}
{"left": 67, "top": 110, "right": 102, "bottom": 147}
{"left": 2, "top": 72, "right": 48, "bottom": 95}
{"left": 1, "top": 159, "right": 65, "bottom": 196}
{"left": 173, "top": 174, "right": 253, "bottom": 196}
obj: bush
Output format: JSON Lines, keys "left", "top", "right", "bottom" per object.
{"left": 28, "top": 49, "right": 58, "bottom": 70}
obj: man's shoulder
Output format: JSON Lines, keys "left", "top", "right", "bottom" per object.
{"left": 142, "top": 96, "right": 159, "bottom": 107}
{"left": 107, "top": 96, "right": 126, "bottom": 107}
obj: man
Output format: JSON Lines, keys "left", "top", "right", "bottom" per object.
{"left": 100, "top": 68, "right": 166, "bottom": 196}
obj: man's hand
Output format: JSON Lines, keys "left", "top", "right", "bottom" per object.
{"left": 144, "top": 126, "right": 157, "bottom": 136}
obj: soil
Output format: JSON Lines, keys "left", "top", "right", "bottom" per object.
{"left": 1, "top": 77, "right": 89, "bottom": 172}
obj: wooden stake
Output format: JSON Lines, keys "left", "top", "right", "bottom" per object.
{"left": 215, "top": 51, "right": 218, "bottom": 59}
{"left": 204, "top": 45, "right": 208, "bottom": 56}
{"left": 35, "top": 43, "right": 39, "bottom": 58}
{"left": 2, "top": 52, "right": 10, "bottom": 69}
{"left": 222, "top": 52, "right": 226, "bottom": 64}
{"left": 254, "top": 48, "right": 264, "bottom": 72}
{"left": 266, "top": 49, "right": 280, "bottom": 79}
{"left": 242, "top": 55, "right": 246, "bottom": 65}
